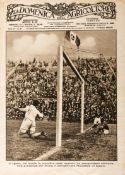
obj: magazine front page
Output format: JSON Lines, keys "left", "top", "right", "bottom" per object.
{"left": 0, "top": 0, "right": 125, "bottom": 174}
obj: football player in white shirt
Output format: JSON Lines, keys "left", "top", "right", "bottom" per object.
{"left": 83, "top": 116, "right": 102, "bottom": 133}
{"left": 17, "top": 100, "right": 47, "bottom": 138}
{"left": 93, "top": 116, "right": 101, "bottom": 125}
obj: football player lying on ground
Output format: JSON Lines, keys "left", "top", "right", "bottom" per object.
{"left": 85, "top": 116, "right": 109, "bottom": 135}
{"left": 15, "top": 100, "right": 48, "bottom": 138}
{"left": 85, "top": 116, "right": 101, "bottom": 132}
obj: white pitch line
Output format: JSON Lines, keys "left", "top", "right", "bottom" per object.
{"left": 34, "top": 147, "right": 61, "bottom": 161}
{"left": 34, "top": 126, "right": 92, "bottom": 160}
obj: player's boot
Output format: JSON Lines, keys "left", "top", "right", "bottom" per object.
{"left": 41, "top": 131, "right": 48, "bottom": 138}
{"left": 26, "top": 129, "right": 31, "bottom": 138}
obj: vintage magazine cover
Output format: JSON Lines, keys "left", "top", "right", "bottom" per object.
{"left": 0, "top": 0, "right": 125, "bottom": 174}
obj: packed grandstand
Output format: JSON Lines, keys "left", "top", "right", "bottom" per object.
{"left": 6, "top": 56, "right": 117, "bottom": 124}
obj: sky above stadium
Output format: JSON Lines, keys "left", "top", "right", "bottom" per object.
{"left": 7, "top": 31, "right": 116, "bottom": 62}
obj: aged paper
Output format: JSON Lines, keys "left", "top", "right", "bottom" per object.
{"left": 0, "top": 0, "right": 125, "bottom": 174}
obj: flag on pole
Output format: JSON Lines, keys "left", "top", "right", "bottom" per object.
{"left": 65, "top": 31, "right": 80, "bottom": 48}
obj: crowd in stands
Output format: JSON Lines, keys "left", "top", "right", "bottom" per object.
{"left": 6, "top": 56, "right": 117, "bottom": 124}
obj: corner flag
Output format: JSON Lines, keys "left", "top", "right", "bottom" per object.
{"left": 65, "top": 31, "right": 80, "bottom": 48}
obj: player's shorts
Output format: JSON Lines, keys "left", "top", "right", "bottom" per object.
{"left": 19, "top": 118, "right": 36, "bottom": 134}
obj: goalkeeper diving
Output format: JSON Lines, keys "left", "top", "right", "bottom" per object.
{"left": 15, "top": 100, "right": 48, "bottom": 138}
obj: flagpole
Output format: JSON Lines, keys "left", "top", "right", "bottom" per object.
{"left": 81, "top": 82, "right": 84, "bottom": 133}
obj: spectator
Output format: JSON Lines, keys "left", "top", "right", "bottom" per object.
{"left": 6, "top": 57, "right": 117, "bottom": 124}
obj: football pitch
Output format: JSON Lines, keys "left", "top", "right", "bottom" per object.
{"left": 7, "top": 120, "right": 117, "bottom": 161}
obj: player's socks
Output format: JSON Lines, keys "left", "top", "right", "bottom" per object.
{"left": 31, "top": 132, "right": 41, "bottom": 138}
{"left": 27, "top": 131, "right": 48, "bottom": 138}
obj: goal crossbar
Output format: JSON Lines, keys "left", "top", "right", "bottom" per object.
{"left": 63, "top": 51, "right": 84, "bottom": 83}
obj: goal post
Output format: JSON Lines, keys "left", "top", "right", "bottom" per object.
{"left": 56, "top": 45, "right": 85, "bottom": 147}
{"left": 56, "top": 46, "right": 63, "bottom": 147}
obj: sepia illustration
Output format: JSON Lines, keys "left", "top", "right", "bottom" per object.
{"left": 6, "top": 30, "right": 117, "bottom": 161}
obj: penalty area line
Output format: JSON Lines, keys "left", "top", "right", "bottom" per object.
{"left": 34, "top": 147, "right": 61, "bottom": 161}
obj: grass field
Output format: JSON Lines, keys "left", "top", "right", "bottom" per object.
{"left": 7, "top": 120, "right": 117, "bottom": 161}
